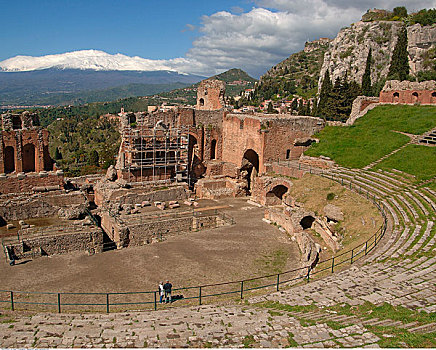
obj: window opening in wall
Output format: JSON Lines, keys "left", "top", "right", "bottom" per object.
{"left": 12, "top": 116, "right": 21, "bottom": 130}
{"left": 286, "top": 149, "right": 291, "bottom": 159}
{"left": 199, "top": 98, "right": 204, "bottom": 106}
{"left": 210, "top": 139, "right": 216, "bottom": 160}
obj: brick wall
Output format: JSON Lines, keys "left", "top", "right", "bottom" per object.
{"left": 0, "top": 172, "right": 64, "bottom": 195}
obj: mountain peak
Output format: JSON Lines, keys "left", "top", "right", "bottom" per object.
{"left": 0, "top": 50, "right": 180, "bottom": 73}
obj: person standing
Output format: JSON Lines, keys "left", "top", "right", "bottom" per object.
{"left": 158, "top": 282, "right": 164, "bottom": 303}
{"left": 163, "top": 280, "right": 172, "bottom": 303}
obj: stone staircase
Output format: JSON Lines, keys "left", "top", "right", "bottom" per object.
{"left": 417, "top": 127, "right": 436, "bottom": 146}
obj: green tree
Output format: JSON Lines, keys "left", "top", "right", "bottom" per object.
{"left": 317, "top": 70, "right": 332, "bottom": 118}
{"left": 393, "top": 6, "right": 407, "bottom": 19}
{"left": 88, "top": 149, "right": 99, "bottom": 167}
{"left": 362, "top": 48, "right": 373, "bottom": 96}
{"left": 387, "top": 26, "right": 410, "bottom": 81}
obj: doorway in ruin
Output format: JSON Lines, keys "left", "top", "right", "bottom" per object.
{"left": 210, "top": 139, "right": 216, "bottom": 160}
{"left": 241, "top": 149, "right": 259, "bottom": 194}
{"left": 300, "top": 215, "right": 315, "bottom": 230}
{"left": 393, "top": 92, "right": 399, "bottom": 103}
{"left": 432, "top": 92, "right": 436, "bottom": 104}
{"left": 265, "top": 185, "right": 288, "bottom": 206}
{"left": 4, "top": 146, "right": 15, "bottom": 174}
{"left": 22, "top": 143, "right": 36, "bottom": 173}
{"left": 188, "top": 134, "right": 203, "bottom": 182}
{"left": 412, "top": 92, "right": 419, "bottom": 103}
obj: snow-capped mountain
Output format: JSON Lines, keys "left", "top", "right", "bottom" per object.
{"left": 0, "top": 50, "right": 182, "bottom": 73}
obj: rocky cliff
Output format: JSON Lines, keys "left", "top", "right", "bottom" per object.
{"left": 318, "top": 21, "right": 436, "bottom": 89}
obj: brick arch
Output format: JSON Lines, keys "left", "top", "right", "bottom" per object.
{"left": 263, "top": 178, "right": 293, "bottom": 206}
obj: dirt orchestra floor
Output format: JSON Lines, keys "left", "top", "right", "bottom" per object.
{"left": 0, "top": 198, "right": 301, "bottom": 297}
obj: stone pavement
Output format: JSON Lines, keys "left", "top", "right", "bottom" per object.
{"left": 0, "top": 167, "right": 435, "bottom": 348}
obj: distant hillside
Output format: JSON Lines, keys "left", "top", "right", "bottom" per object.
{"left": 156, "top": 68, "right": 257, "bottom": 105}
{"left": 0, "top": 68, "right": 204, "bottom": 106}
{"left": 252, "top": 38, "right": 330, "bottom": 101}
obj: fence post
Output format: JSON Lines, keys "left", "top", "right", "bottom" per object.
{"left": 240, "top": 281, "right": 244, "bottom": 299}
{"left": 306, "top": 267, "right": 310, "bottom": 282}
{"left": 154, "top": 291, "right": 157, "bottom": 311}
{"left": 106, "top": 293, "right": 110, "bottom": 313}
{"left": 199, "top": 287, "right": 202, "bottom": 305}
{"left": 374, "top": 232, "right": 377, "bottom": 245}
{"left": 331, "top": 257, "right": 335, "bottom": 273}
{"left": 57, "top": 293, "right": 61, "bottom": 313}
{"left": 351, "top": 249, "right": 354, "bottom": 264}
{"left": 276, "top": 274, "right": 280, "bottom": 291}
{"left": 341, "top": 178, "right": 343, "bottom": 186}
{"left": 10, "top": 291, "right": 14, "bottom": 311}
{"left": 365, "top": 241, "right": 368, "bottom": 255}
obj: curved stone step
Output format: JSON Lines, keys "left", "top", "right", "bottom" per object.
{"left": 392, "top": 225, "right": 422, "bottom": 258}
{"left": 406, "top": 221, "right": 434, "bottom": 256}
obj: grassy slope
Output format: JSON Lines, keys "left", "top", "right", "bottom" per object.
{"left": 305, "top": 105, "right": 436, "bottom": 169}
{"left": 374, "top": 144, "right": 436, "bottom": 181}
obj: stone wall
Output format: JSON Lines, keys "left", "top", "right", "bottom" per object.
{"left": 222, "top": 114, "right": 324, "bottom": 174}
{"left": 298, "top": 155, "right": 335, "bottom": 169}
{"left": 196, "top": 79, "right": 225, "bottom": 110}
{"left": 1, "top": 112, "right": 55, "bottom": 176}
{"left": 0, "top": 191, "right": 86, "bottom": 221}
{"left": 0, "top": 171, "right": 64, "bottom": 195}
{"left": 265, "top": 163, "right": 305, "bottom": 179}
{"left": 379, "top": 80, "right": 436, "bottom": 104}
{"left": 94, "top": 182, "right": 188, "bottom": 207}
{"left": 6, "top": 229, "right": 103, "bottom": 260}
{"left": 264, "top": 208, "right": 319, "bottom": 266}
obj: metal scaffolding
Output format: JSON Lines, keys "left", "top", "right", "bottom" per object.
{"left": 120, "top": 113, "right": 191, "bottom": 184}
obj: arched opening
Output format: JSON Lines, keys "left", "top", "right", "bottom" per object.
{"left": 241, "top": 149, "right": 260, "bottom": 194}
{"left": 432, "top": 92, "right": 436, "bottom": 103}
{"left": 412, "top": 92, "right": 419, "bottom": 103}
{"left": 210, "top": 139, "right": 216, "bottom": 160}
{"left": 12, "top": 116, "right": 22, "bottom": 130}
{"left": 22, "top": 143, "right": 36, "bottom": 173}
{"left": 199, "top": 98, "right": 204, "bottom": 107}
{"left": 300, "top": 215, "right": 315, "bottom": 230}
{"left": 393, "top": 92, "right": 399, "bottom": 103}
{"left": 265, "top": 184, "right": 289, "bottom": 206}
{"left": 4, "top": 146, "right": 15, "bottom": 174}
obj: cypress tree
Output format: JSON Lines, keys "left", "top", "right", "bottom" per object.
{"left": 387, "top": 26, "right": 410, "bottom": 81}
{"left": 317, "top": 70, "right": 332, "bottom": 117}
{"left": 362, "top": 48, "right": 373, "bottom": 96}
{"left": 88, "top": 149, "right": 99, "bottom": 167}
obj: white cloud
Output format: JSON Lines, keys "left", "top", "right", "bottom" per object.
{"left": 2, "top": 1, "right": 435, "bottom": 77}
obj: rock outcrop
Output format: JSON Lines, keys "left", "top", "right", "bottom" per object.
{"left": 318, "top": 21, "right": 436, "bottom": 90}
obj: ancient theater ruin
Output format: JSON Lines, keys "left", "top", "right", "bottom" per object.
{"left": 1, "top": 78, "right": 334, "bottom": 269}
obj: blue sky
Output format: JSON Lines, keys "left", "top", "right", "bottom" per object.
{"left": 1, "top": 0, "right": 435, "bottom": 77}
{"left": 0, "top": 0, "right": 252, "bottom": 60}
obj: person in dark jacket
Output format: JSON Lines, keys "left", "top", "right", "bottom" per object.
{"left": 163, "top": 280, "right": 172, "bottom": 303}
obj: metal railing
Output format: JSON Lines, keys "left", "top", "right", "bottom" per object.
{"left": 0, "top": 169, "right": 388, "bottom": 313}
